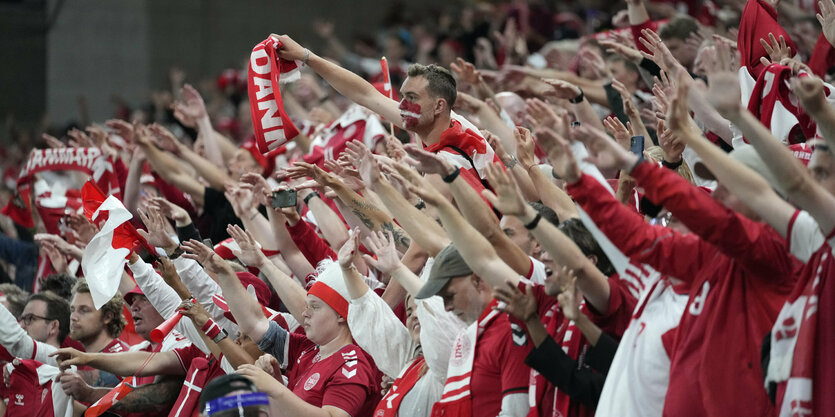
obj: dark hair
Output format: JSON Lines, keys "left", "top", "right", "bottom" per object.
{"left": 558, "top": 218, "right": 615, "bottom": 276}
{"left": 659, "top": 15, "right": 700, "bottom": 41}
{"left": 407, "top": 63, "right": 457, "bottom": 108}
{"left": 40, "top": 273, "right": 76, "bottom": 300}
{"left": 199, "top": 374, "right": 259, "bottom": 412}
{"left": 28, "top": 292, "right": 71, "bottom": 342}
{"left": 528, "top": 202, "right": 561, "bottom": 226}
{"left": 0, "top": 284, "right": 30, "bottom": 319}
{"left": 72, "top": 278, "right": 126, "bottom": 338}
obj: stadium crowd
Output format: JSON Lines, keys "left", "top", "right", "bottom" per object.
{"left": 0, "top": 0, "right": 833, "bottom": 415}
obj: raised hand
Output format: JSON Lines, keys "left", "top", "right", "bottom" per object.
{"left": 536, "top": 128, "right": 581, "bottom": 182}
{"left": 67, "top": 128, "right": 94, "bottom": 148}
{"left": 337, "top": 228, "right": 362, "bottom": 269}
{"left": 705, "top": 72, "right": 742, "bottom": 117}
{"left": 271, "top": 34, "right": 309, "bottom": 62}
{"left": 177, "top": 298, "right": 210, "bottom": 328}
{"left": 147, "top": 197, "right": 191, "bottom": 227}
{"left": 173, "top": 84, "right": 207, "bottom": 122}
{"left": 572, "top": 125, "right": 637, "bottom": 172}
{"left": 759, "top": 33, "right": 793, "bottom": 66}
{"left": 403, "top": 144, "right": 456, "bottom": 176}
{"left": 482, "top": 163, "right": 529, "bottom": 216}
{"left": 226, "top": 224, "right": 268, "bottom": 268}
{"left": 34, "top": 233, "right": 82, "bottom": 260}
{"left": 450, "top": 57, "right": 482, "bottom": 86}
{"left": 285, "top": 161, "right": 341, "bottom": 188}
{"left": 792, "top": 75, "right": 828, "bottom": 115}
{"left": 554, "top": 267, "right": 582, "bottom": 321}
{"left": 42, "top": 133, "right": 65, "bottom": 149}
{"left": 599, "top": 37, "right": 642, "bottom": 64}
{"left": 147, "top": 123, "right": 183, "bottom": 155}
{"left": 603, "top": 116, "right": 632, "bottom": 149}
{"left": 40, "top": 240, "right": 68, "bottom": 273}
{"left": 67, "top": 213, "right": 99, "bottom": 245}
{"left": 514, "top": 127, "right": 538, "bottom": 170}
{"left": 639, "top": 28, "right": 681, "bottom": 73}
{"left": 362, "top": 231, "right": 403, "bottom": 275}
{"left": 181, "top": 239, "right": 229, "bottom": 276}
{"left": 394, "top": 164, "right": 447, "bottom": 207}
{"left": 818, "top": 0, "right": 835, "bottom": 47}
{"left": 493, "top": 280, "right": 538, "bottom": 322}
{"left": 224, "top": 183, "right": 258, "bottom": 220}
{"left": 157, "top": 256, "right": 190, "bottom": 298}
{"left": 541, "top": 79, "right": 583, "bottom": 101}
{"left": 665, "top": 72, "right": 701, "bottom": 140}
{"left": 137, "top": 207, "right": 177, "bottom": 251}
{"left": 105, "top": 119, "right": 135, "bottom": 144}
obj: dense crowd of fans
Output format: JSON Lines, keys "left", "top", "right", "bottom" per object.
{"left": 0, "top": 0, "right": 833, "bottom": 415}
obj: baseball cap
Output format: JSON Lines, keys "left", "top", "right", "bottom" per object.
{"left": 415, "top": 243, "right": 473, "bottom": 300}
{"left": 694, "top": 145, "right": 787, "bottom": 196}
{"left": 124, "top": 285, "right": 145, "bottom": 306}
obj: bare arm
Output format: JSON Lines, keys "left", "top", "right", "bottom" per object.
{"left": 273, "top": 35, "right": 403, "bottom": 128}
{"left": 110, "top": 375, "right": 183, "bottom": 414}
{"left": 299, "top": 189, "right": 349, "bottom": 250}
{"left": 267, "top": 207, "right": 316, "bottom": 280}
{"left": 137, "top": 127, "right": 205, "bottom": 204}
{"left": 178, "top": 299, "right": 254, "bottom": 369}
{"left": 51, "top": 350, "right": 182, "bottom": 377}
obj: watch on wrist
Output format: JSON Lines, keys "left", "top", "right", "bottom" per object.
{"left": 168, "top": 247, "right": 184, "bottom": 260}
{"left": 505, "top": 155, "right": 518, "bottom": 169}
{"left": 569, "top": 88, "right": 585, "bottom": 104}
{"left": 212, "top": 329, "right": 229, "bottom": 344}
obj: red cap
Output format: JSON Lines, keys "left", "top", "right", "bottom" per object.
{"left": 240, "top": 140, "right": 275, "bottom": 177}
{"left": 124, "top": 285, "right": 145, "bottom": 306}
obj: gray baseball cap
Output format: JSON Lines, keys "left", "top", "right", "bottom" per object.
{"left": 416, "top": 243, "right": 473, "bottom": 299}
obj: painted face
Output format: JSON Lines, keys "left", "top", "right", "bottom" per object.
{"left": 301, "top": 294, "right": 344, "bottom": 345}
{"left": 69, "top": 292, "right": 108, "bottom": 344}
{"left": 129, "top": 295, "right": 164, "bottom": 341}
{"left": 20, "top": 300, "right": 54, "bottom": 344}
{"left": 438, "top": 275, "right": 486, "bottom": 325}
{"left": 398, "top": 100, "right": 422, "bottom": 129}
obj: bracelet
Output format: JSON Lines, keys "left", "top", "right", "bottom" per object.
{"left": 303, "top": 49, "right": 310, "bottom": 66}
{"left": 212, "top": 329, "right": 229, "bottom": 344}
{"left": 201, "top": 318, "right": 222, "bottom": 340}
{"left": 442, "top": 168, "right": 461, "bottom": 183}
{"left": 414, "top": 199, "right": 426, "bottom": 210}
{"left": 303, "top": 191, "right": 320, "bottom": 206}
{"left": 524, "top": 213, "right": 542, "bottom": 230}
{"left": 569, "top": 89, "right": 585, "bottom": 104}
{"left": 662, "top": 158, "right": 683, "bottom": 170}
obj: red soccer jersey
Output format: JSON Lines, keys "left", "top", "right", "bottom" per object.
{"left": 284, "top": 333, "right": 380, "bottom": 417}
{"left": 567, "top": 164, "right": 800, "bottom": 417}
{"left": 468, "top": 308, "right": 529, "bottom": 417}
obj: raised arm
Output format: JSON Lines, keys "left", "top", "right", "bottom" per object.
{"left": 351, "top": 142, "right": 450, "bottom": 256}
{"left": 273, "top": 34, "right": 403, "bottom": 127}
{"left": 226, "top": 225, "right": 308, "bottom": 326}
{"left": 180, "top": 237, "right": 271, "bottom": 343}
{"left": 404, "top": 143, "right": 534, "bottom": 277}
{"left": 138, "top": 124, "right": 205, "bottom": 204}
{"left": 177, "top": 298, "right": 254, "bottom": 369}
{"left": 398, "top": 164, "right": 520, "bottom": 288}
{"left": 51, "top": 348, "right": 182, "bottom": 377}
{"left": 336, "top": 229, "right": 370, "bottom": 300}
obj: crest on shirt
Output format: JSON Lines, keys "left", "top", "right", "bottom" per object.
{"left": 510, "top": 323, "right": 527, "bottom": 346}
{"left": 450, "top": 334, "right": 472, "bottom": 368}
{"left": 304, "top": 372, "right": 320, "bottom": 391}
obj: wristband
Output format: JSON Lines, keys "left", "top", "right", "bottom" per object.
{"left": 569, "top": 89, "right": 585, "bottom": 104}
{"left": 662, "top": 158, "right": 683, "bottom": 170}
{"left": 303, "top": 191, "right": 320, "bottom": 206}
{"left": 442, "top": 168, "right": 461, "bottom": 183}
{"left": 524, "top": 213, "right": 542, "bottom": 230}
{"left": 201, "top": 318, "right": 222, "bottom": 340}
{"left": 303, "top": 49, "right": 310, "bottom": 66}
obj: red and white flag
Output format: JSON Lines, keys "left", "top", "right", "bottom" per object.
{"left": 80, "top": 181, "right": 144, "bottom": 309}
{"left": 84, "top": 376, "right": 135, "bottom": 417}
{"left": 380, "top": 57, "right": 393, "bottom": 99}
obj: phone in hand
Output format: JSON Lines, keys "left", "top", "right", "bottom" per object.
{"left": 272, "top": 189, "right": 298, "bottom": 209}
{"left": 629, "top": 135, "right": 645, "bottom": 157}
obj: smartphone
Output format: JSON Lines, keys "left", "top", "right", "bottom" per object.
{"left": 629, "top": 135, "right": 645, "bottom": 157}
{"left": 272, "top": 189, "right": 298, "bottom": 208}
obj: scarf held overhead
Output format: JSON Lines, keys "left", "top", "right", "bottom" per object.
{"left": 248, "top": 36, "right": 300, "bottom": 156}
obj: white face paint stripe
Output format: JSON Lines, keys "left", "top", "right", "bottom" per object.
{"left": 400, "top": 111, "right": 420, "bottom": 118}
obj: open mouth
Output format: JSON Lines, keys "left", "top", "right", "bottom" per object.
{"left": 400, "top": 111, "right": 420, "bottom": 119}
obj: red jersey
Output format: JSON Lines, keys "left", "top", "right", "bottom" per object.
{"left": 285, "top": 333, "right": 380, "bottom": 416}
{"left": 171, "top": 345, "right": 228, "bottom": 417}
{"left": 567, "top": 163, "right": 800, "bottom": 417}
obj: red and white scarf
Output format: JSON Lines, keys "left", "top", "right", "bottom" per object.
{"left": 432, "top": 302, "right": 500, "bottom": 417}
{"left": 767, "top": 245, "right": 832, "bottom": 416}
{"left": 375, "top": 356, "right": 426, "bottom": 417}
{"left": 247, "top": 36, "right": 300, "bottom": 156}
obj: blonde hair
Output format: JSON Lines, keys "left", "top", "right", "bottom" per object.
{"left": 645, "top": 146, "right": 695, "bottom": 184}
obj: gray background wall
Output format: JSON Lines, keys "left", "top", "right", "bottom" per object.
{"left": 0, "top": 0, "right": 438, "bottom": 138}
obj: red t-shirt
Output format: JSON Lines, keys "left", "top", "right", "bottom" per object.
{"left": 172, "top": 344, "right": 227, "bottom": 381}
{"left": 285, "top": 333, "right": 379, "bottom": 417}
{"left": 469, "top": 309, "right": 529, "bottom": 417}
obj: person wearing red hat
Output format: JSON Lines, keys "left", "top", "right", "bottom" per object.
{"left": 185, "top": 228, "right": 382, "bottom": 417}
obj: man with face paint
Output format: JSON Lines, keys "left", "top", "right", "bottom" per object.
{"left": 271, "top": 34, "right": 501, "bottom": 196}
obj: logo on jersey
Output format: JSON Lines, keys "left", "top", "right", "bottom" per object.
{"left": 13, "top": 394, "right": 23, "bottom": 406}
{"left": 303, "top": 373, "right": 320, "bottom": 391}
{"left": 341, "top": 350, "right": 358, "bottom": 379}
{"left": 510, "top": 323, "right": 527, "bottom": 346}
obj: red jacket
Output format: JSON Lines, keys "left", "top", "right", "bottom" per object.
{"left": 566, "top": 162, "right": 800, "bottom": 417}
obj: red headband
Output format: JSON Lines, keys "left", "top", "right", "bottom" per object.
{"left": 307, "top": 281, "right": 349, "bottom": 318}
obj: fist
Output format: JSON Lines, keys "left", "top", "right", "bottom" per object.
{"left": 58, "top": 371, "right": 93, "bottom": 402}
{"left": 271, "top": 34, "right": 307, "bottom": 62}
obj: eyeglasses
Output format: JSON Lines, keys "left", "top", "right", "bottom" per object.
{"left": 19, "top": 314, "right": 52, "bottom": 325}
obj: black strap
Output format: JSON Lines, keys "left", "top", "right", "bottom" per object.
{"left": 442, "top": 145, "right": 492, "bottom": 191}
